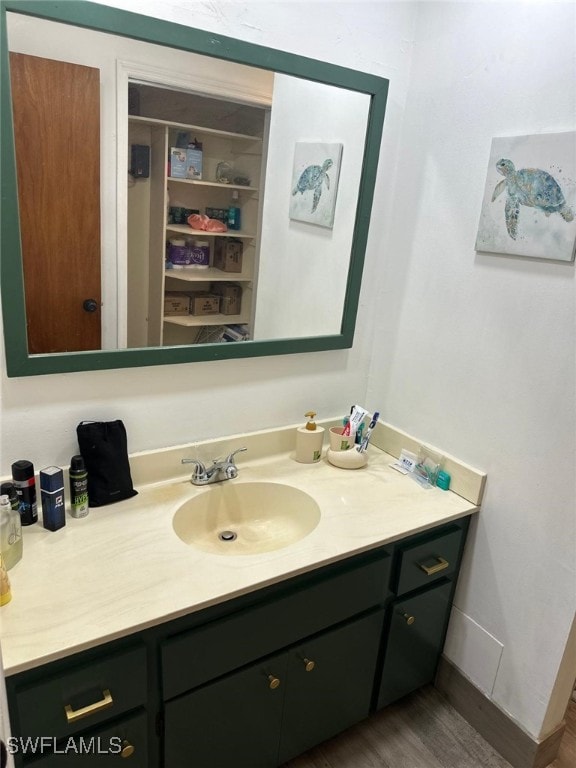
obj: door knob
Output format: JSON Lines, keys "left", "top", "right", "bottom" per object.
{"left": 83, "top": 298, "right": 99, "bottom": 312}
{"left": 401, "top": 612, "right": 415, "bottom": 625}
{"left": 302, "top": 657, "right": 315, "bottom": 672}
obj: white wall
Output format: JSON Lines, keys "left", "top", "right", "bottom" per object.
{"left": 256, "top": 75, "right": 370, "bottom": 339}
{"left": 367, "top": 0, "right": 575, "bottom": 740}
{"left": 1, "top": 0, "right": 574, "bottom": 746}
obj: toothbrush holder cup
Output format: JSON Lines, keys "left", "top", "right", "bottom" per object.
{"left": 329, "top": 427, "right": 354, "bottom": 452}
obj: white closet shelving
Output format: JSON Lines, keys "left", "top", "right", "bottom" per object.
{"left": 127, "top": 111, "right": 267, "bottom": 346}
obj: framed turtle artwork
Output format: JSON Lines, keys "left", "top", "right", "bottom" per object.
{"left": 289, "top": 142, "right": 343, "bottom": 228}
{"left": 475, "top": 131, "right": 576, "bottom": 261}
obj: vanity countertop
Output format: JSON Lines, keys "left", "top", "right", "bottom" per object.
{"left": 0, "top": 425, "right": 484, "bottom": 676}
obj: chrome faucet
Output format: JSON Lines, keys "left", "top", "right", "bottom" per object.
{"left": 182, "top": 447, "right": 247, "bottom": 486}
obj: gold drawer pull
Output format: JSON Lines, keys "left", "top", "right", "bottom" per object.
{"left": 303, "top": 657, "right": 315, "bottom": 672}
{"left": 402, "top": 613, "right": 415, "bottom": 625}
{"left": 120, "top": 740, "right": 135, "bottom": 758}
{"left": 418, "top": 556, "right": 449, "bottom": 576}
{"left": 268, "top": 675, "right": 281, "bottom": 690}
{"left": 64, "top": 688, "right": 113, "bottom": 723}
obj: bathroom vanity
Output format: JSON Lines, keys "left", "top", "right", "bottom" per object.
{"left": 1, "top": 422, "right": 484, "bottom": 766}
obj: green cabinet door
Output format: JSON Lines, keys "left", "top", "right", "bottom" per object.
{"left": 15, "top": 710, "right": 149, "bottom": 767}
{"left": 278, "top": 610, "right": 384, "bottom": 764}
{"left": 377, "top": 581, "right": 453, "bottom": 709}
{"left": 164, "top": 651, "right": 288, "bottom": 768}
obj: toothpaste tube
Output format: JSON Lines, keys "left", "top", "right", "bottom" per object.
{"left": 342, "top": 404, "right": 369, "bottom": 440}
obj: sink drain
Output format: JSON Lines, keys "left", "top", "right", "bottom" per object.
{"left": 218, "top": 530, "right": 238, "bottom": 542}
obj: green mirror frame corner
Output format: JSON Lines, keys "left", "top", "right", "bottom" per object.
{"left": 0, "top": 0, "right": 389, "bottom": 377}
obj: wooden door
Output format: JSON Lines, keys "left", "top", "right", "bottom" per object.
{"left": 9, "top": 52, "right": 101, "bottom": 353}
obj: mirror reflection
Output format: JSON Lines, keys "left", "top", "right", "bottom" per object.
{"left": 7, "top": 10, "right": 370, "bottom": 355}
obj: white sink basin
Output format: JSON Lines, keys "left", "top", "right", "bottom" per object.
{"left": 172, "top": 481, "right": 321, "bottom": 555}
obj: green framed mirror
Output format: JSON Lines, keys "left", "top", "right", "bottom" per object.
{"left": 0, "top": 0, "right": 388, "bottom": 376}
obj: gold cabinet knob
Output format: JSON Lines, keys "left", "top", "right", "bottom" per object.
{"left": 303, "top": 657, "right": 315, "bottom": 672}
{"left": 268, "top": 674, "right": 280, "bottom": 690}
{"left": 120, "top": 740, "right": 135, "bottom": 758}
{"left": 402, "top": 612, "right": 415, "bottom": 625}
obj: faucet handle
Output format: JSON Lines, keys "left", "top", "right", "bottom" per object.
{"left": 221, "top": 447, "right": 247, "bottom": 479}
{"left": 225, "top": 446, "right": 247, "bottom": 464}
{"left": 182, "top": 458, "right": 206, "bottom": 479}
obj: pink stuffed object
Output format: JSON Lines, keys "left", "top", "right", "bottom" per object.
{"left": 187, "top": 213, "right": 228, "bottom": 232}
{"left": 187, "top": 213, "right": 209, "bottom": 230}
{"left": 205, "top": 218, "right": 228, "bottom": 232}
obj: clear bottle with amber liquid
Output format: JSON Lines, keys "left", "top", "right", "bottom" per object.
{"left": 0, "top": 493, "right": 23, "bottom": 570}
{"left": 0, "top": 553, "right": 11, "bottom": 606}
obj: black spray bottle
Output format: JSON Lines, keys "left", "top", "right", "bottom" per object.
{"left": 69, "top": 455, "right": 89, "bottom": 518}
{"left": 11, "top": 460, "right": 38, "bottom": 525}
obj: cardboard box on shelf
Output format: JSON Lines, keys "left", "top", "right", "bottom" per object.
{"left": 189, "top": 292, "right": 221, "bottom": 316}
{"left": 214, "top": 238, "right": 243, "bottom": 273}
{"left": 186, "top": 142, "right": 203, "bottom": 180}
{"left": 169, "top": 148, "right": 187, "bottom": 179}
{"left": 164, "top": 292, "right": 191, "bottom": 316}
{"left": 205, "top": 207, "right": 228, "bottom": 223}
{"left": 211, "top": 282, "right": 242, "bottom": 316}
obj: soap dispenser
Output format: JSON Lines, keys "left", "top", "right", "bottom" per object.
{"left": 295, "top": 411, "right": 325, "bottom": 464}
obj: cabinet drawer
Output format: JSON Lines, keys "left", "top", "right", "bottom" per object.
{"left": 162, "top": 552, "right": 390, "bottom": 699}
{"left": 14, "top": 709, "right": 149, "bottom": 767}
{"left": 395, "top": 525, "right": 464, "bottom": 596}
{"left": 14, "top": 646, "right": 147, "bottom": 740}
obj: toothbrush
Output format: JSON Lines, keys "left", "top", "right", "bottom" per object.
{"left": 357, "top": 411, "right": 380, "bottom": 453}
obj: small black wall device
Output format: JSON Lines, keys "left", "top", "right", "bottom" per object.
{"left": 130, "top": 144, "right": 150, "bottom": 178}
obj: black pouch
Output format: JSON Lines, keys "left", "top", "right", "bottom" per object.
{"left": 76, "top": 420, "right": 138, "bottom": 507}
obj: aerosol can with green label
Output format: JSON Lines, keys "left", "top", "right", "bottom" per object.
{"left": 69, "top": 455, "right": 89, "bottom": 518}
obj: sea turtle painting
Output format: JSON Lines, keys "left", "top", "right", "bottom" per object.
{"left": 492, "top": 158, "right": 574, "bottom": 239}
{"left": 292, "top": 158, "right": 334, "bottom": 213}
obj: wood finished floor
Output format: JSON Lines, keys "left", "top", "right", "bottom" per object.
{"left": 283, "top": 686, "right": 576, "bottom": 768}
